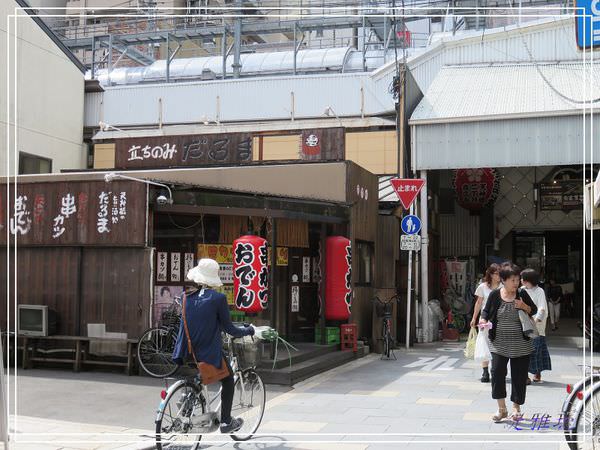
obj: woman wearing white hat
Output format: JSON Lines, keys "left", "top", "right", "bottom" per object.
{"left": 172, "top": 258, "right": 254, "bottom": 434}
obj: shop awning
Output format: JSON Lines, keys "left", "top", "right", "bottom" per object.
{"left": 9, "top": 161, "right": 350, "bottom": 204}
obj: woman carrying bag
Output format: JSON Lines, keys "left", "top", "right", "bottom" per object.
{"left": 521, "top": 268, "right": 551, "bottom": 383}
{"left": 172, "top": 258, "right": 255, "bottom": 434}
{"left": 480, "top": 262, "right": 537, "bottom": 422}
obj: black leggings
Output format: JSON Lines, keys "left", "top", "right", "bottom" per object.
{"left": 220, "top": 358, "right": 235, "bottom": 423}
{"left": 491, "top": 352, "right": 530, "bottom": 405}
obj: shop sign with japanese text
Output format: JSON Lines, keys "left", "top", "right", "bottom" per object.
{"left": 540, "top": 180, "right": 583, "bottom": 211}
{"left": 0, "top": 181, "right": 146, "bottom": 246}
{"left": 115, "top": 133, "right": 253, "bottom": 169}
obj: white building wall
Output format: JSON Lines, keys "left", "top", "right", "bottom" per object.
{"left": 0, "top": 3, "right": 85, "bottom": 175}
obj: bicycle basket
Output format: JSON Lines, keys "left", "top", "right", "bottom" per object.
{"left": 375, "top": 301, "right": 393, "bottom": 318}
{"left": 161, "top": 304, "right": 181, "bottom": 328}
{"left": 232, "top": 337, "right": 263, "bottom": 370}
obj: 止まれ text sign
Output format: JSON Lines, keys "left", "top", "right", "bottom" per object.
{"left": 0, "top": 181, "right": 147, "bottom": 246}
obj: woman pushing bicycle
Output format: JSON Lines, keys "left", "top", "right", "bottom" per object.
{"left": 172, "top": 258, "right": 255, "bottom": 434}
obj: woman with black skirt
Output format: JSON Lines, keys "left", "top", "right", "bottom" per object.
{"left": 480, "top": 262, "right": 537, "bottom": 422}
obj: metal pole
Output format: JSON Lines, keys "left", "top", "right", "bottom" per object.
{"left": 166, "top": 33, "right": 170, "bottom": 83}
{"left": 293, "top": 22, "right": 297, "bottom": 76}
{"left": 319, "top": 223, "right": 327, "bottom": 345}
{"left": 269, "top": 218, "right": 278, "bottom": 359}
{"left": 406, "top": 203, "right": 413, "bottom": 349}
{"left": 221, "top": 23, "right": 227, "bottom": 80}
{"left": 232, "top": 0, "right": 242, "bottom": 78}
{"left": 108, "top": 34, "right": 113, "bottom": 78}
{"left": 0, "top": 328, "right": 8, "bottom": 450}
{"left": 420, "top": 170, "right": 429, "bottom": 342}
{"left": 91, "top": 35, "right": 96, "bottom": 79}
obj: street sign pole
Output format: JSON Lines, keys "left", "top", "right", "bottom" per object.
{"left": 0, "top": 328, "right": 8, "bottom": 450}
{"left": 405, "top": 203, "right": 413, "bottom": 350}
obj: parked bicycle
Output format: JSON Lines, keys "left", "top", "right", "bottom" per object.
{"left": 155, "top": 334, "right": 266, "bottom": 449}
{"left": 373, "top": 294, "right": 400, "bottom": 359}
{"left": 562, "top": 365, "right": 600, "bottom": 450}
{"left": 137, "top": 296, "right": 182, "bottom": 378}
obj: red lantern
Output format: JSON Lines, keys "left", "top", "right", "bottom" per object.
{"left": 325, "top": 236, "right": 352, "bottom": 320}
{"left": 233, "top": 235, "right": 268, "bottom": 313}
{"left": 453, "top": 168, "right": 499, "bottom": 212}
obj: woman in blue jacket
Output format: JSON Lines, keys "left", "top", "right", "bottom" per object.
{"left": 172, "top": 258, "right": 254, "bottom": 434}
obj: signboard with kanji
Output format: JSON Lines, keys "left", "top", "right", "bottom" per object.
{"left": 390, "top": 178, "right": 425, "bottom": 210}
{"left": 0, "top": 181, "right": 147, "bottom": 246}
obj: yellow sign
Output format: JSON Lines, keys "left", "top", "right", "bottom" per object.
{"left": 197, "top": 244, "right": 233, "bottom": 263}
{"left": 267, "top": 246, "right": 288, "bottom": 266}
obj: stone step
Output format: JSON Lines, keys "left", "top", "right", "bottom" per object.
{"left": 258, "top": 342, "right": 339, "bottom": 370}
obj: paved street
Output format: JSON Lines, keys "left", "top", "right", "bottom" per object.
{"left": 6, "top": 324, "right": 586, "bottom": 450}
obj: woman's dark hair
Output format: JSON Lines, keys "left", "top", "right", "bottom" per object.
{"left": 499, "top": 262, "right": 521, "bottom": 281}
{"left": 521, "top": 268, "right": 540, "bottom": 286}
{"left": 484, "top": 263, "right": 500, "bottom": 285}
{"left": 160, "top": 286, "right": 171, "bottom": 296}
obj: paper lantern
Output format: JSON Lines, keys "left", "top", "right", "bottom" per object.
{"left": 233, "top": 235, "right": 268, "bottom": 313}
{"left": 325, "top": 236, "right": 352, "bottom": 320}
{"left": 453, "top": 168, "right": 499, "bottom": 212}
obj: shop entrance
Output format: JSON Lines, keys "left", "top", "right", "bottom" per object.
{"left": 286, "top": 247, "right": 320, "bottom": 342}
{"left": 514, "top": 229, "right": 582, "bottom": 317}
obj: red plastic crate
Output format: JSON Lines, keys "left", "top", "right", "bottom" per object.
{"left": 340, "top": 323, "right": 357, "bottom": 352}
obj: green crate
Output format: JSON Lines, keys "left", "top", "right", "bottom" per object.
{"left": 315, "top": 327, "right": 340, "bottom": 344}
{"left": 230, "top": 310, "right": 246, "bottom": 322}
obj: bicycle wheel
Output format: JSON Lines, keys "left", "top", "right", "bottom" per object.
{"left": 230, "top": 369, "right": 266, "bottom": 441}
{"left": 564, "top": 377, "right": 600, "bottom": 449}
{"left": 155, "top": 382, "right": 204, "bottom": 450}
{"left": 138, "top": 327, "right": 178, "bottom": 378}
{"left": 574, "top": 384, "right": 600, "bottom": 449}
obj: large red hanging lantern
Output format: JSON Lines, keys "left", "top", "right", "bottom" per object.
{"left": 325, "top": 236, "right": 352, "bottom": 320}
{"left": 233, "top": 235, "right": 268, "bottom": 313}
{"left": 453, "top": 168, "right": 499, "bottom": 212}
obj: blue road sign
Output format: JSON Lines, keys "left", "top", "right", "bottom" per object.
{"left": 401, "top": 215, "right": 421, "bottom": 235}
{"left": 576, "top": 0, "right": 600, "bottom": 49}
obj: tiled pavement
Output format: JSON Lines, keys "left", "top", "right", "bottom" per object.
{"left": 6, "top": 325, "right": 588, "bottom": 450}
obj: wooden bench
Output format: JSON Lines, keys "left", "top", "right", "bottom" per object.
{"left": 20, "top": 335, "right": 138, "bottom": 375}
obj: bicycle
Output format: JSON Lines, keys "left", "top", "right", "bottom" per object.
{"left": 138, "top": 296, "right": 182, "bottom": 378}
{"left": 373, "top": 294, "right": 400, "bottom": 360}
{"left": 155, "top": 334, "right": 266, "bottom": 449}
{"left": 563, "top": 365, "right": 600, "bottom": 450}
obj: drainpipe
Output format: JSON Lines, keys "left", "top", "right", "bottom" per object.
{"left": 420, "top": 170, "right": 429, "bottom": 342}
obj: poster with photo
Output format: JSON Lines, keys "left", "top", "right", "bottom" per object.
{"left": 153, "top": 285, "right": 183, "bottom": 325}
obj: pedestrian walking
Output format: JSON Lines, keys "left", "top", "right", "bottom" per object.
{"left": 546, "top": 278, "right": 562, "bottom": 331}
{"left": 470, "top": 263, "right": 501, "bottom": 383}
{"left": 480, "top": 262, "right": 537, "bottom": 422}
{"left": 521, "top": 268, "right": 551, "bottom": 384}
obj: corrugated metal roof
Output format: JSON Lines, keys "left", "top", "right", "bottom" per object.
{"left": 410, "top": 62, "right": 600, "bottom": 124}
{"left": 374, "top": 17, "right": 600, "bottom": 95}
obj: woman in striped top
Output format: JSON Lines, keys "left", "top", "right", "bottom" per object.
{"left": 480, "top": 262, "right": 537, "bottom": 422}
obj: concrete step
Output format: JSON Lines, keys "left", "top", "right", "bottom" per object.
{"left": 258, "top": 342, "right": 339, "bottom": 370}
{"left": 258, "top": 349, "right": 359, "bottom": 386}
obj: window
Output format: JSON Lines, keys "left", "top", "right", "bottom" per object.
{"left": 19, "top": 152, "right": 52, "bottom": 174}
{"left": 356, "top": 241, "right": 374, "bottom": 286}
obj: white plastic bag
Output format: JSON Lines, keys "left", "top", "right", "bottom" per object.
{"left": 474, "top": 328, "right": 492, "bottom": 362}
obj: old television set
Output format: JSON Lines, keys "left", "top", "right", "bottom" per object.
{"left": 18, "top": 305, "right": 57, "bottom": 336}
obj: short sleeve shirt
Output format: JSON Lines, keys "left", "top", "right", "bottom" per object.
{"left": 475, "top": 282, "right": 494, "bottom": 310}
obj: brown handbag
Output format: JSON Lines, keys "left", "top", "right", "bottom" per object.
{"left": 182, "top": 292, "right": 230, "bottom": 385}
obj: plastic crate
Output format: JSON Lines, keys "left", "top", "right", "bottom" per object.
{"left": 230, "top": 310, "right": 246, "bottom": 323}
{"left": 315, "top": 327, "right": 340, "bottom": 344}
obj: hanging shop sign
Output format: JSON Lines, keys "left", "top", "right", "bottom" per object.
{"left": 540, "top": 180, "right": 583, "bottom": 211}
{"left": 170, "top": 252, "right": 181, "bottom": 282}
{"left": 184, "top": 253, "right": 194, "bottom": 278}
{"left": 325, "top": 236, "right": 352, "bottom": 321}
{"left": 291, "top": 285, "right": 300, "bottom": 312}
{"left": 232, "top": 235, "right": 268, "bottom": 312}
{"left": 219, "top": 263, "right": 234, "bottom": 284}
{"left": 115, "top": 133, "right": 253, "bottom": 169}
{"left": 575, "top": 0, "right": 600, "bottom": 49}
{"left": 453, "top": 168, "right": 499, "bottom": 212}
{"left": 157, "top": 252, "right": 168, "bottom": 282}
{"left": 302, "top": 257, "right": 311, "bottom": 282}
{"left": 0, "top": 180, "right": 146, "bottom": 246}
{"left": 300, "top": 128, "right": 345, "bottom": 161}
